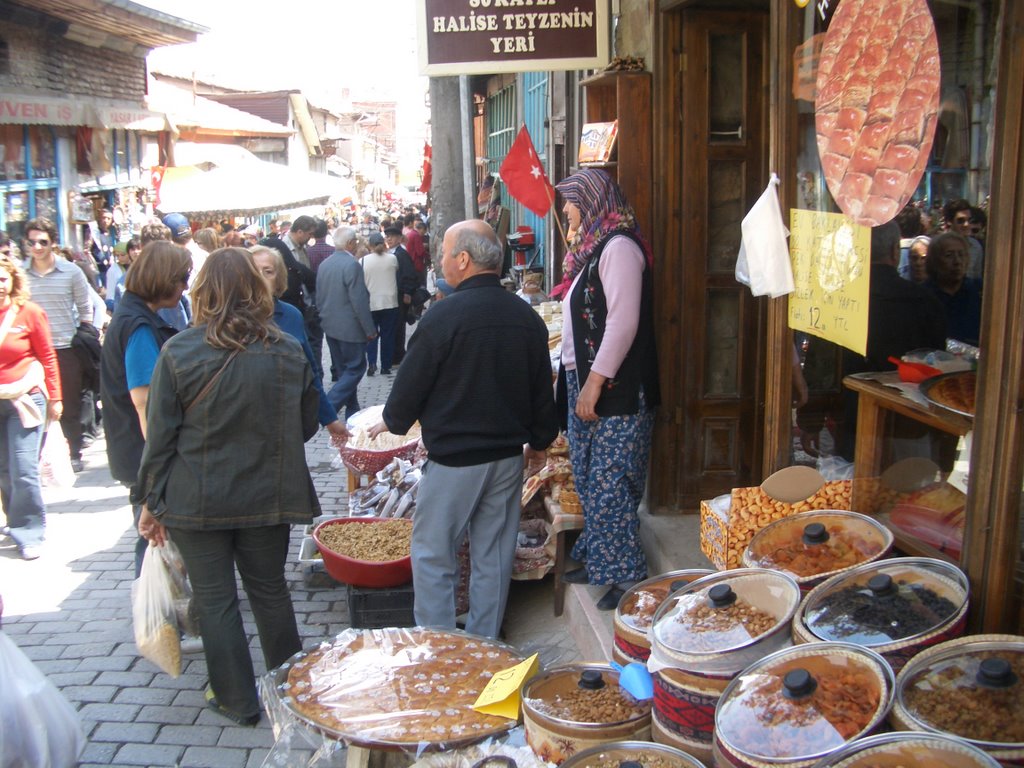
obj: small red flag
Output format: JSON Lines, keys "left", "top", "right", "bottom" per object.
{"left": 418, "top": 142, "right": 432, "bottom": 194}
{"left": 499, "top": 126, "right": 553, "bottom": 217}
{"left": 150, "top": 166, "right": 165, "bottom": 208}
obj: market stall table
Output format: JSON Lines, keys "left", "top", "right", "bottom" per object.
{"left": 543, "top": 496, "right": 585, "bottom": 616}
{"left": 843, "top": 371, "right": 972, "bottom": 561}
{"left": 266, "top": 628, "right": 528, "bottom": 767}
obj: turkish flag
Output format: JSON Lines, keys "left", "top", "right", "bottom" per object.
{"left": 150, "top": 166, "right": 165, "bottom": 208}
{"left": 499, "top": 125, "right": 553, "bottom": 217}
{"left": 418, "top": 142, "right": 432, "bottom": 194}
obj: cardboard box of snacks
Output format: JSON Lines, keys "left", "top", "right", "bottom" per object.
{"left": 700, "top": 466, "right": 853, "bottom": 569}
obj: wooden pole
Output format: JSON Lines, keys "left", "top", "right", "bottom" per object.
{"left": 545, "top": 182, "right": 569, "bottom": 246}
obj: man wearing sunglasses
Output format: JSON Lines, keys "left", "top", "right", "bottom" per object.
{"left": 23, "top": 218, "right": 94, "bottom": 473}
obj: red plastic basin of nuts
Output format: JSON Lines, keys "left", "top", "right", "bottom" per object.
{"left": 312, "top": 518, "right": 413, "bottom": 588}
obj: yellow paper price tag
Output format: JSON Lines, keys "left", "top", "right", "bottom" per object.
{"left": 472, "top": 653, "right": 540, "bottom": 720}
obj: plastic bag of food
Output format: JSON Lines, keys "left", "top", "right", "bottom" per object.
{"left": 132, "top": 543, "right": 183, "bottom": 677}
{"left": 157, "top": 539, "right": 200, "bottom": 638}
{"left": 0, "top": 630, "right": 85, "bottom": 767}
{"left": 39, "top": 421, "right": 76, "bottom": 489}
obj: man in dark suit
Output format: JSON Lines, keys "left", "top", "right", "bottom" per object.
{"left": 317, "top": 227, "right": 376, "bottom": 418}
{"left": 385, "top": 224, "right": 419, "bottom": 365}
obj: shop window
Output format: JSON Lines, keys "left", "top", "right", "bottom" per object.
{"left": 709, "top": 33, "right": 745, "bottom": 142}
{"left": 784, "top": 0, "right": 998, "bottom": 558}
{"left": 486, "top": 83, "right": 516, "bottom": 179}
{"left": 0, "top": 39, "right": 9, "bottom": 75}
{"left": 705, "top": 288, "right": 741, "bottom": 397}
{"left": 1, "top": 125, "right": 27, "bottom": 181}
{"left": 708, "top": 160, "right": 746, "bottom": 273}
{"left": 0, "top": 126, "right": 60, "bottom": 242}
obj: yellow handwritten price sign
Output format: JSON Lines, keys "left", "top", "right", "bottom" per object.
{"left": 788, "top": 209, "right": 870, "bottom": 356}
{"left": 472, "top": 652, "right": 540, "bottom": 720}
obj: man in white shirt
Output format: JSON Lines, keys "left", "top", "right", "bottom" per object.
{"left": 162, "top": 213, "right": 207, "bottom": 284}
{"left": 22, "top": 218, "right": 93, "bottom": 472}
{"left": 361, "top": 233, "right": 399, "bottom": 376}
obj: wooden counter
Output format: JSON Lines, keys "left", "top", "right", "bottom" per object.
{"left": 844, "top": 372, "right": 972, "bottom": 562}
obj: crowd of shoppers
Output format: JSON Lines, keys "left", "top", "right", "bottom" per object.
{"left": 2, "top": 182, "right": 988, "bottom": 735}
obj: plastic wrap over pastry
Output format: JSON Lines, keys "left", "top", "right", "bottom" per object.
{"left": 265, "top": 627, "right": 528, "bottom": 753}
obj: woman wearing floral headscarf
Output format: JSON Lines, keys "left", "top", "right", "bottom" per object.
{"left": 554, "top": 168, "right": 660, "bottom": 611}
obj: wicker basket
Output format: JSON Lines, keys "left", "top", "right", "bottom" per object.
{"left": 559, "top": 490, "right": 582, "bottom": 515}
{"left": 339, "top": 405, "right": 421, "bottom": 476}
{"left": 338, "top": 441, "right": 420, "bottom": 476}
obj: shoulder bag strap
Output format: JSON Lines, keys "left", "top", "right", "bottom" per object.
{"left": 185, "top": 348, "right": 241, "bottom": 414}
{"left": 0, "top": 305, "right": 19, "bottom": 349}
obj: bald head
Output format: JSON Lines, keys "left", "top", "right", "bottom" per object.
{"left": 441, "top": 219, "right": 503, "bottom": 288}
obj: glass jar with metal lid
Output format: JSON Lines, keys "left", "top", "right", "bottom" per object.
{"left": 809, "top": 731, "right": 1001, "bottom": 768}
{"left": 613, "top": 569, "right": 713, "bottom": 665}
{"left": 522, "top": 664, "right": 653, "bottom": 765}
{"left": 646, "top": 569, "right": 801, "bottom": 765}
{"left": 892, "top": 634, "right": 1024, "bottom": 764}
{"left": 742, "top": 510, "right": 893, "bottom": 591}
{"left": 793, "top": 557, "right": 969, "bottom": 672}
{"left": 559, "top": 740, "right": 707, "bottom": 768}
{"left": 713, "top": 642, "right": 895, "bottom": 768}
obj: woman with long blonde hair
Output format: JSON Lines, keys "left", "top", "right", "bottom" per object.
{"left": 0, "top": 254, "right": 62, "bottom": 559}
{"left": 135, "top": 247, "right": 320, "bottom": 725}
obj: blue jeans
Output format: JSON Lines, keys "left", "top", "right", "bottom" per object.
{"left": 0, "top": 392, "right": 47, "bottom": 549}
{"left": 169, "top": 525, "right": 300, "bottom": 719}
{"left": 325, "top": 336, "right": 366, "bottom": 419}
{"left": 366, "top": 308, "right": 399, "bottom": 371}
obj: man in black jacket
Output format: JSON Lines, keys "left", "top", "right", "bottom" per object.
{"left": 260, "top": 216, "right": 321, "bottom": 374}
{"left": 370, "top": 219, "right": 558, "bottom": 639}
{"left": 385, "top": 224, "right": 419, "bottom": 365}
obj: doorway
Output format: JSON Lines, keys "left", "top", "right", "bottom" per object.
{"left": 652, "top": 7, "right": 769, "bottom": 510}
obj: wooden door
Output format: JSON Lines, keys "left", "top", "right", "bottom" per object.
{"left": 657, "top": 9, "right": 768, "bottom": 510}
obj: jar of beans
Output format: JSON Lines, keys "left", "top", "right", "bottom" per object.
{"left": 522, "top": 664, "right": 653, "bottom": 765}
{"left": 559, "top": 740, "right": 707, "bottom": 768}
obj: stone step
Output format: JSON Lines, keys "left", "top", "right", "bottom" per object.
{"left": 563, "top": 509, "right": 713, "bottom": 661}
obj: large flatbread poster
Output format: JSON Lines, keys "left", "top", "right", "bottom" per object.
{"left": 788, "top": 209, "right": 870, "bottom": 356}
{"left": 815, "top": 0, "right": 940, "bottom": 226}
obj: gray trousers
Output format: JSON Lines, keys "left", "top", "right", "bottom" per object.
{"left": 412, "top": 454, "right": 524, "bottom": 639}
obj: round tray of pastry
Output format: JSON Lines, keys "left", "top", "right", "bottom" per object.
{"left": 272, "top": 627, "right": 528, "bottom": 751}
{"left": 920, "top": 370, "right": 976, "bottom": 418}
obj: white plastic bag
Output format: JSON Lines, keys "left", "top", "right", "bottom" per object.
{"left": 0, "top": 630, "right": 86, "bottom": 768}
{"left": 39, "top": 422, "right": 75, "bottom": 489}
{"left": 156, "top": 538, "right": 201, "bottom": 639}
{"left": 131, "top": 543, "right": 183, "bottom": 677}
{"left": 736, "top": 173, "right": 795, "bottom": 298}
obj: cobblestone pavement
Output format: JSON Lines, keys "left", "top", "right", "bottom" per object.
{"left": 0, "top": 356, "right": 580, "bottom": 767}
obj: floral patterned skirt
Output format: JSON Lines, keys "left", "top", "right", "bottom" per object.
{"left": 566, "top": 369, "right": 655, "bottom": 585}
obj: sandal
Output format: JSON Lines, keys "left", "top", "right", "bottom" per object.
{"left": 204, "top": 684, "right": 260, "bottom": 726}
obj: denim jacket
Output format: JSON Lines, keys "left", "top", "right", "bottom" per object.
{"left": 132, "top": 326, "right": 322, "bottom": 528}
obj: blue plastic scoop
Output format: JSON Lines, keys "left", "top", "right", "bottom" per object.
{"left": 611, "top": 660, "right": 654, "bottom": 700}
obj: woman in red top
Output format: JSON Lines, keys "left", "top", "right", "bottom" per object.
{"left": 0, "top": 254, "right": 62, "bottom": 559}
